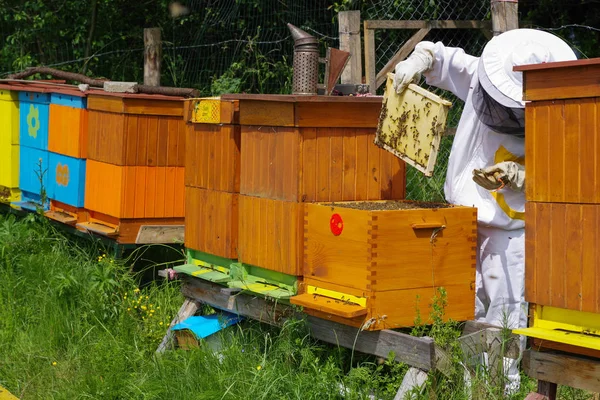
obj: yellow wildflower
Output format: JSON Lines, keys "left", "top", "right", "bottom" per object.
{"left": 157, "top": 306, "right": 160, "bottom": 309}
{"left": 141, "top": 305, "right": 147, "bottom": 311}
{"left": 134, "top": 288, "right": 140, "bottom": 293}
{"left": 159, "top": 322, "right": 163, "bottom": 326}
{"left": 52, "top": 361, "right": 57, "bottom": 366}
{"left": 256, "top": 365, "right": 262, "bottom": 371}
{"left": 127, "top": 308, "right": 131, "bottom": 311}
{"left": 149, "top": 304, "right": 153, "bottom": 308}
{"left": 145, "top": 296, "right": 149, "bottom": 299}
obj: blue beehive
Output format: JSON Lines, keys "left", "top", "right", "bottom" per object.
{"left": 48, "top": 152, "right": 86, "bottom": 207}
{"left": 18, "top": 91, "right": 50, "bottom": 151}
{"left": 18, "top": 145, "right": 49, "bottom": 208}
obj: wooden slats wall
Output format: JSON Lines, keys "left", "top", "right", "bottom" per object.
{"left": 525, "top": 202, "right": 600, "bottom": 313}
{"left": 185, "top": 187, "right": 238, "bottom": 259}
{"left": 85, "top": 159, "right": 185, "bottom": 219}
{"left": 238, "top": 195, "right": 304, "bottom": 275}
{"left": 526, "top": 98, "right": 600, "bottom": 203}
{"left": 88, "top": 111, "right": 185, "bottom": 166}
{"left": 239, "top": 126, "right": 405, "bottom": 202}
{"left": 48, "top": 105, "right": 88, "bottom": 158}
{"left": 185, "top": 123, "right": 241, "bottom": 193}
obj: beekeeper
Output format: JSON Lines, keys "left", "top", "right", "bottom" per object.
{"left": 393, "top": 29, "right": 576, "bottom": 392}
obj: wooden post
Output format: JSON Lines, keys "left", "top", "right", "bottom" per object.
{"left": 491, "top": 0, "right": 519, "bottom": 35}
{"left": 338, "top": 11, "right": 362, "bottom": 85}
{"left": 144, "top": 27, "right": 161, "bottom": 86}
{"left": 364, "top": 23, "right": 376, "bottom": 94}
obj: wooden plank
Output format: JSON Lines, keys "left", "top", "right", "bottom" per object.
{"left": 87, "top": 95, "right": 125, "bottom": 113}
{"left": 180, "top": 276, "right": 436, "bottom": 370}
{"left": 375, "top": 28, "right": 431, "bottom": 89}
{"left": 565, "top": 204, "right": 583, "bottom": 311}
{"left": 123, "top": 98, "right": 183, "bottom": 117}
{"left": 136, "top": 225, "right": 184, "bottom": 244}
{"left": 393, "top": 368, "right": 428, "bottom": 400}
{"left": 295, "top": 102, "right": 382, "bottom": 128}
{"left": 364, "top": 24, "right": 376, "bottom": 95}
{"left": 364, "top": 20, "right": 492, "bottom": 30}
{"left": 549, "top": 203, "right": 566, "bottom": 308}
{"left": 522, "top": 63, "right": 600, "bottom": 101}
{"left": 156, "top": 298, "right": 200, "bottom": 353}
{"left": 238, "top": 100, "right": 294, "bottom": 126}
{"left": 338, "top": 10, "right": 362, "bottom": 85}
{"left": 342, "top": 129, "right": 357, "bottom": 200}
{"left": 523, "top": 350, "right": 600, "bottom": 393}
{"left": 491, "top": 0, "right": 519, "bottom": 35}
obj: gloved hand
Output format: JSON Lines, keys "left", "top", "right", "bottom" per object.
{"left": 472, "top": 161, "right": 525, "bottom": 192}
{"left": 393, "top": 42, "right": 435, "bottom": 94}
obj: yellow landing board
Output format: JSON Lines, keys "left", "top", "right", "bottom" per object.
{"left": 0, "top": 385, "right": 18, "bottom": 400}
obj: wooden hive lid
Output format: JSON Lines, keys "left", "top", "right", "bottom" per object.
{"left": 220, "top": 93, "right": 384, "bottom": 128}
{"left": 514, "top": 57, "right": 600, "bottom": 101}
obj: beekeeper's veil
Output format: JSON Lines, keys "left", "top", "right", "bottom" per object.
{"left": 473, "top": 29, "right": 577, "bottom": 136}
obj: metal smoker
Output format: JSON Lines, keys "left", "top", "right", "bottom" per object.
{"left": 287, "top": 23, "right": 319, "bottom": 95}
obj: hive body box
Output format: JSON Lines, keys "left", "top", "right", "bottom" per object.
{"left": 184, "top": 98, "right": 241, "bottom": 259}
{"left": 79, "top": 92, "right": 186, "bottom": 243}
{"left": 220, "top": 94, "right": 406, "bottom": 277}
{"left": 291, "top": 201, "right": 477, "bottom": 330}
{"left": 514, "top": 58, "right": 600, "bottom": 353}
{"left": 45, "top": 92, "right": 89, "bottom": 224}
{"left": 0, "top": 88, "right": 20, "bottom": 202}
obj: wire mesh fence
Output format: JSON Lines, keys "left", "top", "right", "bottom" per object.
{"left": 4, "top": 1, "right": 594, "bottom": 201}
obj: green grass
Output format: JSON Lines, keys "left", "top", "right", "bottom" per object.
{"left": 0, "top": 212, "right": 596, "bottom": 399}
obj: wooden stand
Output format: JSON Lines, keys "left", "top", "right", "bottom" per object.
{"left": 523, "top": 349, "right": 600, "bottom": 400}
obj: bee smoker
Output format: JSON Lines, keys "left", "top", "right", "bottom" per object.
{"left": 287, "top": 23, "right": 319, "bottom": 95}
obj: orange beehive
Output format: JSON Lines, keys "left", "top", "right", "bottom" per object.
{"left": 516, "top": 59, "right": 600, "bottom": 312}
{"left": 291, "top": 200, "right": 477, "bottom": 330}
{"left": 220, "top": 94, "right": 406, "bottom": 276}
{"left": 87, "top": 92, "right": 185, "bottom": 166}
{"left": 183, "top": 98, "right": 241, "bottom": 259}
{"left": 513, "top": 58, "right": 600, "bottom": 354}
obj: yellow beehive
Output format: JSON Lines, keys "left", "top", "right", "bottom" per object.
{"left": 375, "top": 73, "right": 452, "bottom": 177}
{"left": 0, "top": 88, "right": 20, "bottom": 201}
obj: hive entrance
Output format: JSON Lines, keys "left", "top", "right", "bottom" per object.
{"left": 328, "top": 201, "right": 450, "bottom": 211}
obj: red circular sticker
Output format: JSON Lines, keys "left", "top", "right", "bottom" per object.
{"left": 330, "top": 213, "right": 344, "bottom": 236}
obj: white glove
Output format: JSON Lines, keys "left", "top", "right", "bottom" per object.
{"left": 393, "top": 42, "right": 436, "bottom": 94}
{"left": 472, "top": 161, "right": 525, "bottom": 192}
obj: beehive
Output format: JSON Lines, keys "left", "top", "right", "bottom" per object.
{"left": 291, "top": 200, "right": 477, "bottom": 330}
{"left": 80, "top": 92, "right": 186, "bottom": 243}
{"left": 87, "top": 92, "right": 185, "bottom": 166}
{"left": 219, "top": 94, "right": 406, "bottom": 278}
{"left": 183, "top": 97, "right": 240, "bottom": 260}
{"left": 375, "top": 74, "right": 452, "bottom": 177}
{"left": 0, "top": 88, "right": 20, "bottom": 202}
{"left": 512, "top": 58, "right": 600, "bottom": 353}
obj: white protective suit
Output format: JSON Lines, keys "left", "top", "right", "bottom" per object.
{"left": 394, "top": 29, "right": 577, "bottom": 393}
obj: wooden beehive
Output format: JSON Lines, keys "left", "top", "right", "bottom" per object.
{"left": 516, "top": 59, "right": 600, "bottom": 312}
{"left": 375, "top": 74, "right": 452, "bottom": 177}
{"left": 183, "top": 97, "right": 240, "bottom": 260}
{"left": 291, "top": 200, "right": 477, "bottom": 330}
{"left": 219, "top": 94, "right": 406, "bottom": 276}
{"left": 87, "top": 92, "right": 185, "bottom": 166}
{"left": 513, "top": 58, "right": 600, "bottom": 353}
{"left": 0, "top": 86, "right": 20, "bottom": 202}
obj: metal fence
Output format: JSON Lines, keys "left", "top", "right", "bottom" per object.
{"left": 1, "top": 0, "right": 491, "bottom": 201}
